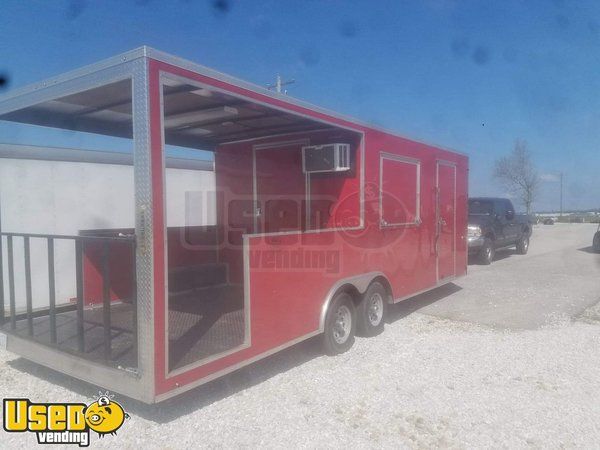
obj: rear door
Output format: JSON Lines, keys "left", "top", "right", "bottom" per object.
{"left": 436, "top": 161, "right": 456, "bottom": 281}
{"left": 503, "top": 199, "right": 520, "bottom": 243}
{"left": 494, "top": 199, "right": 517, "bottom": 245}
{"left": 493, "top": 199, "right": 509, "bottom": 246}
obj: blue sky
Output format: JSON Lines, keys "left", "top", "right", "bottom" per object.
{"left": 1, "top": 0, "right": 599, "bottom": 211}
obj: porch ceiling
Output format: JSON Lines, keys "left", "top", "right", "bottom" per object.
{"left": 0, "top": 78, "right": 336, "bottom": 151}
{"left": 161, "top": 81, "right": 335, "bottom": 150}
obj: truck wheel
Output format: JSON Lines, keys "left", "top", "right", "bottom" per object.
{"left": 323, "top": 291, "right": 356, "bottom": 355}
{"left": 516, "top": 235, "right": 529, "bottom": 255}
{"left": 593, "top": 232, "right": 600, "bottom": 253}
{"left": 478, "top": 238, "right": 495, "bottom": 265}
{"left": 357, "top": 282, "right": 387, "bottom": 337}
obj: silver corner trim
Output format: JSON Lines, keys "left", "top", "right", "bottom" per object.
{"left": 132, "top": 56, "right": 156, "bottom": 402}
{"left": 6, "top": 333, "right": 150, "bottom": 403}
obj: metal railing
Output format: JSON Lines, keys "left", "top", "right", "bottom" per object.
{"left": 0, "top": 231, "right": 136, "bottom": 367}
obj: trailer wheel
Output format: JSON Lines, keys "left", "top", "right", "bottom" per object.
{"left": 357, "top": 282, "right": 387, "bottom": 337}
{"left": 478, "top": 238, "right": 494, "bottom": 265}
{"left": 516, "top": 235, "right": 529, "bottom": 255}
{"left": 323, "top": 291, "right": 356, "bottom": 355}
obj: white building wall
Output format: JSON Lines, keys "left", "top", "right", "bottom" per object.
{"left": 1, "top": 152, "right": 215, "bottom": 311}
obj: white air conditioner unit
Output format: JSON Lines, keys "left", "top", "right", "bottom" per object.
{"left": 302, "top": 143, "right": 351, "bottom": 174}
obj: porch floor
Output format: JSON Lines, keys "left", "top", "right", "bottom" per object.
{"left": 1, "top": 284, "right": 245, "bottom": 372}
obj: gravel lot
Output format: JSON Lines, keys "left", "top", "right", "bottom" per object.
{"left": 1, "top": 223, "right": 599, "bottom": 449}
{"left": 420, "top": 222, "right": 600, "bottom": 329}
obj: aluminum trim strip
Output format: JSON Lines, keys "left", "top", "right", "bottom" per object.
{"left": 132, "top": 57, "right": 155, "bottom": 402}
{"left": 5, "top": 333, "right": 146, "bottom": 402}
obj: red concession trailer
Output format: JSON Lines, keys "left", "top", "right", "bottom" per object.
{"left": 0, "top": 47, "right": 468, "bottom": 403}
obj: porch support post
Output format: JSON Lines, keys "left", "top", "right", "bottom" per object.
{"left": 132, "top": 55, "right": 156, "bottom": 402}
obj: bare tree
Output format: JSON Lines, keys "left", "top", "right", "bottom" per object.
{"left": 493, "top": 139, "right": 539, "bottom": 214}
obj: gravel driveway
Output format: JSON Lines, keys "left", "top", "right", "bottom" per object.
{"left": 419, "top": 222, "right": 600, "bottom": 329}
{"left": 1, "top": 223, "right": 599, "bottom": 448}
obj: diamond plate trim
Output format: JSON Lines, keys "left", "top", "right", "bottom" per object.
{"left": 132, "top": 57, "right": 155, "bottom": 402}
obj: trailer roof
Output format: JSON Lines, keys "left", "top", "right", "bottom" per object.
{"left": 0, "top": 46, "right": 465, "bottom": 156}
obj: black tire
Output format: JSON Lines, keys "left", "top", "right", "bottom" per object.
{"left": 478, "top": 238, "right": 495, "bottom": 265}
{"left": 516, "top": 234, "right": 529, "bottom": 255}
{"left": 593, "top": 232, "right": 600, "bottom": 253}
{"left": 357, "top": 282, "right": 387, "bottom": 337}
{"left": 322, "top": 291, "right": 356, "bottom": 355}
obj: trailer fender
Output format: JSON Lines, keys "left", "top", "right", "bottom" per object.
{"left": 319, "top": 271, "right": 390, "bottom": 332}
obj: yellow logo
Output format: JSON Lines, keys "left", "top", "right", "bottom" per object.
{"left": 3, "top": 393, "right": 129, "bottom": 446}
{"left": 84, "top": 395, "right": 128, "bottom": 436}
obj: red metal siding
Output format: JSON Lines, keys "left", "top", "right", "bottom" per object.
{"left": 149, "top": 59, "right": 468, "bottom": 397}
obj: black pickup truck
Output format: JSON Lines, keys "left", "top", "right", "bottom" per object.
{"left": 468, "top": 197, "right": 532, "bottom": 264}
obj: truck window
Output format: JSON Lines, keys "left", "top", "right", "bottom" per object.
{"left": 468, "top": 199, "right": 493, "bottom": 215}
{"left": 495, "top": 200, "right": 506, "bottom": 217}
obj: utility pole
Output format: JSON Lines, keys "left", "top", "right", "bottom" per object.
{"left": 267, "top": 74, "right": 295, "bottom": 94}
{"left": 559, "top": 172, "right": 563, "bottom": 218}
